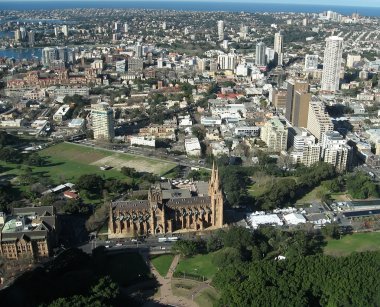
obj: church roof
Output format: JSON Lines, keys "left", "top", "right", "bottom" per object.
{"left": 112, "top": 200, "right": 150, "bottom": 210}
{"left": 166, "top": 196, "right": 211, "bottom": 208}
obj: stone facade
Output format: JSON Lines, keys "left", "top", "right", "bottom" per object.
{"left": 109, "top": 164, "right": 224, "bottom": 237}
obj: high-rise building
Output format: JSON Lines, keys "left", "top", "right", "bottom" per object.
{"left": 274, "top": 31, "right": 284, "bottom": 66}
{"left": 285, "top": 79, "right": 309, "bottom": 124}
{"left": 114, "top": 22, "right": 121, "bottom": 32}
{"left": 92, "top": 102, "right": 115, "bottom": 141}
{"left": 62, "top": 25, "right": 69, "bottom": 37}
{"left": 217, "top": 20, "right": 224, "bottom": 41}
{"left": 28, "top": 30, "right": 35, "bottom": 46}
{"left": 197, "top": 59, "right": 206, "bottom": 72}
{"left": 54, "top": 26, "right": 60, "bottom": 37}
{"left": 135, "top": 42, "right": 143, "bottom": 58}
{"left": 123, "top": 23, "right": 129, "bottom": 33}
{"left": 42, "top": 47, "right": 58, "bottom": 66}
{"left": 217, "top": 53, "right": 237, "bottom": 70}
{"left": 307, "top": 99, "right": 334, "bottom": 141}
{"left": 255, "top": 42, "right": 266, "bottom": 66}
{"left": 19, "top": 27, "right": 26, "bottom": 41}
{"left": 14, "top": 29, "right": 21, "bottom": 42}
{"left": 292, "top": 91, "right": 312, "bottom": 128}
{"left": 320, "top": 131, "right": 352, "bottom": 172}
{"left": 265, "top": 47, "right": 275, "bottom": 62}
{"left": 115, "top": 59, "right": 126, "bottom": 73}
{"left": 128, "top": 57, "right": 144, "bottom": 71}
{"left": 304, "top": 55, "right": 319, "bottom": 71}
{"left": 162, "top": 22, "right": 167, "bottom": 30}
{"left": 288, "top": 127, "right": 320, "bottom": 166}
{"left": 260, "top": 117, "right": 288, "bottom": 152}
{"left": 321, "top": 36, "right": 344, "bottom": 92}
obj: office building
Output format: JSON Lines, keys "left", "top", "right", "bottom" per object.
{"left": 307, "top": 99, "right": 334, "bottom": 141}
{"left": 304, "top": 55, "right": 319, "bottom": 71}
{"left": 217, "top": 20, "right": 224, "bottom": 41}
{"left": 260, "top": 117, "right": 288, "bottom": 152}
{"left": 92, "top": 102, "right": 115, "bottom": 141}
{"left": 321, "top": 36, "right": 344, "bottom": 92}
{"left": 255, "top": 42, "right": 266, "bottom": 66}
{"left": 293, "top": 91, "right": 312, "bottom": 128}
{"left": 285, "top": 79, "right": 309, "bottom": 125}
{"left": 274, "top": 31, "right": 284, "bottom": 66}
{"left": 217, "top": 53, "right": 237, "bottom": 70}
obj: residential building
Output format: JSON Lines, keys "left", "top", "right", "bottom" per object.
{"left": 130, "top": 136, "right": 156, "bottom": 147}
{"left": 91, "top": 102, "right": 115, "bottom": 141}
{"left": 128, "top": 58, "right": 144, "bottom": 71}
{"left": 260, "top": 117, "right": 288, "bottom": 152}
{"left": 217, "top": 20, "right": 224, "bottom": 41}
{"left": 320, "top": 131, "right": 352, "bottom": 172}
{"left": 274, "top": 31, "right": 284, "bottom": 66}
{"left": 304, "top": 54, "right": 319, "bottom": 71}
{"left": 307, "top": 99, "right": 334, "bottom": 141}
{"left": 255, "top": 42, "right": 266, "bottom": 66}
{"left": 346, "top": 54, "right": 361, "bottom": 68}
{"left": 217, "top": 54, "right": 237, "bottom": 70}
{"left": 321, "top": 36, "right": 344, "bottom": 92}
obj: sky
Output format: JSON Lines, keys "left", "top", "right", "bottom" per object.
{"left": 5, "top": 0, "right": 380, "bottom": 7}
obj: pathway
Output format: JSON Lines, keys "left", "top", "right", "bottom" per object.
{"left": 146, "top": 254, "right": 197, "bottom": 307}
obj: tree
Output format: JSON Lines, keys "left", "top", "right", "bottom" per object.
{"left": 192, "top": 126, "right": 206, "bottom": 141}
{"left": 172, "top": 240, "right": 198, "bottom": 257}
{"left": 76, "top": 174, "right": 105, "bottom": 197}
{"left": 25, "top": 153, "right": 45, "bottom": 166}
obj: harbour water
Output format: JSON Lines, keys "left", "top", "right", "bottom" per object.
{"left": 0, "top": 47, "right": 42, "bottom": 60}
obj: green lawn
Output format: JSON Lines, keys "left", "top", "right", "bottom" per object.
{"left": 0, "top": 142, "right": 177, "bottom": 185}
{"left": 324, "top": 232, "right": 380, "bottom": 257}
{"left": 151, "top": 254, "right": 174, "bottom": 277}
{"left": 104, "top": 252, "right": 150, "bottom": 287}
{"left": 175, "top": 252, "right": 218, "bottom": 280}
{"left": 195, "top": 287, "right": 220, "bottom": 307}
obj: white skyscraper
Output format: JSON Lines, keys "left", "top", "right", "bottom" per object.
{"left": 321, "top": 36, "right": 344, "bottom": 92}
{"left": 217, "top": 54, "right": 237, "bottom": 70}
{"left": 62, "top": 25, "right": 69, "bottom": 37}
{"left": 217, "top": 20, "right": 224, "bottom": 41}
{"left": 123, "top": 23, "right": 129, "bottom": 33}
{"left": 274, "top": 31, "right": 284, "bottom": 66}
{"left": 255, "top": 42, "right": 266, "bottom": 66}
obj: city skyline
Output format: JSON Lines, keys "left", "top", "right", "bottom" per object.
{"left": 5, "top": 0, "right": 380, "bottom": 7}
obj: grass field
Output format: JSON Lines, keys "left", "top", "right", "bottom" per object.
{"left": 42, "top": 142, "right": 177, "bottom": 175}
{"left": 195, "top": 287, "right": 220, "bottom": 307}
{"left": 175, "top": 252, "right": 218, "bottom": 280}
{"left": 0, "top": 142, "right": 177, "bottom": 185}
{"left": 150, "top": 254, "right": 174, "bottom": 277}
{"left": 324, "top": 232, "right": 380, "bottom": 257}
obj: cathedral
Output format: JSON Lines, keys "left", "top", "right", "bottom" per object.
{"left": 108, "top": 164, "right": 224, "bottom": 237}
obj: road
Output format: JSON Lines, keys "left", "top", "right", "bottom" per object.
{"left": 78, "top": 236, "right": 176, "bottom": 254}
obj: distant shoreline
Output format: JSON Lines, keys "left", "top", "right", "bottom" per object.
{"left": 0, "top": 2, "right": 380, "bottom": 17}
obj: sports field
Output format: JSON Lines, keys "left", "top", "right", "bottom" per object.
{"left": 175, "top": 252, "right": 218, "bottom": 280}
{"left": 40, "top": 142, "right": 177, "bottom": 176}
{"left": 324, "top": 232, "right": 380, "bottom": 257}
